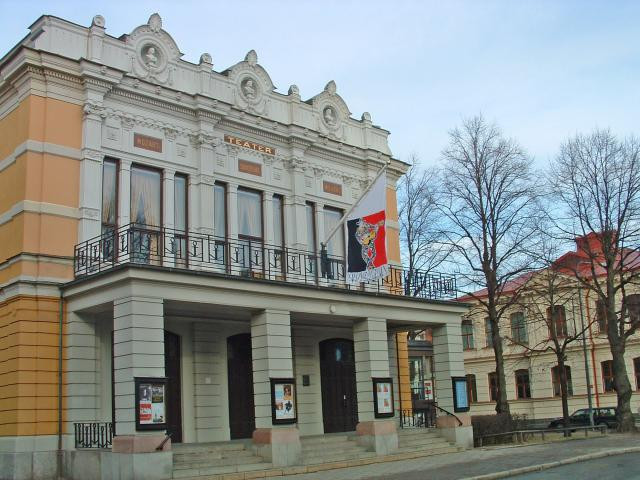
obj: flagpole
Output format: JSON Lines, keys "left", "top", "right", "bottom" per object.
{"left": 320, "top": 160, "right": 390, "bottom": 276}
{"left": 321, "top": 160, "right": 391, "bottom": 248}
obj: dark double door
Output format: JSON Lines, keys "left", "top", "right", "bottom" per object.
{"left": 319, "top": 339, "right": 358, "bottom": 433}
{"left": 227, "top": 333, "right": 256, "bottom": 439}
{"left": 164, "top": 330, "right": 183, "bottom": 443}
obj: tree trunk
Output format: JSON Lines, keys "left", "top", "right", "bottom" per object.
{"left": 557, "top": 355, "right": 570, "bottom": 437}
{"left": 609, "top": 339, "right": 635, "bottom": 432}
{"left": 490, "top": 315, "right": 510, "bottom": 414}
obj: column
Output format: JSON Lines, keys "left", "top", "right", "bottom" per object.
{"left": 262, "top": 189, "right": 274, "bottom": 246}
{"left": 112, "top": 296, "right": 169, "bottom": 453}
{"left": 227, "top": 182, "right": 239, "bottom": 242}
{"left": 353, "top": 317, "right": 398, "bottom": 454}
{"left": 118, "top": 160, "right": 131, "bottom": 227}
{"left": 432, "top": 323, "right": 473, "bottom": 448}
{"left": 250, "top": 310, "right": 301, "bottom": 466}
{"left": 78, "top": 101, "right": 104, "bottom": 242}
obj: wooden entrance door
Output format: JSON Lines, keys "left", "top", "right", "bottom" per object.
{"left": 319, "top": 338, "right": 358, "bottom": 433}
{"left": 227, "top": 333, "right": 256, "bottom": 439}
{"left": 164, "top": 330, "right": 183, "bottom": 443}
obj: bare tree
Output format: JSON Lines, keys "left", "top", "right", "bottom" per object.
{"left": 398, "top": 154, "right": 451, "bottom": 296}
{"left": 439, "top": 115, "right": 541, "bottom": 414}
{"left": 510, "top": 237, "right": 597, "bottom": 435}
{"left": 549, "top": 129, "right": 640, "bottom": 432}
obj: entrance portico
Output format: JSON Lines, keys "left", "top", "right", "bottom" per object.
{"left": 62, "top": 263, "right": 468, "bottom": 478}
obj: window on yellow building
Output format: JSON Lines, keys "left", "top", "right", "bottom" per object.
{"left": 488, "top": 372, "right": 498, "bottom": 401}
{"left": 515, "top": 369, "right": 531, "bottom": 399}
{"left": 485, "top": 317, "right": 493, "bottom": 348}
{"left": 601, "top": 360, "right": 614, "bottom": 393}
{"left": 510, "top": 311, "right": 527, "bottom": 344}
{"left": 466, "top": 374, "right": 477, "bottom": 403}
{"left": 462, "top": 320, "right": 475, "bottom": 350}
{"left": 546, "top": 305, "right": 568, "bottom": 338}
{"left": 551, "top": 365, "right": 573, "bottom": 397}
{"left": 596, "top": 300, "right": 607, "bottom": 333}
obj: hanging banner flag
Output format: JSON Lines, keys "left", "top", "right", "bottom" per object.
{"left": 346, "top": 173, "right": 389, "bottom": 283}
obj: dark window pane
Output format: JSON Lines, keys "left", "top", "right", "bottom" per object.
{"left": 102, "top": 160, "right": 117, "bottom": 226}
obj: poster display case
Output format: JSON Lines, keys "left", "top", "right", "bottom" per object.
{"left": 135, "top": 377, "right": 168, "bottom": 431}
{"left": 372, "top": 377, "right": 394, "bottom": 418}
{"left": 270, "top": 378, "right": 297, "bottom": 424}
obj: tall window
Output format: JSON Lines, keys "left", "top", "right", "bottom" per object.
{"left": 484, "top": 317, "right": 493, "bottom": 348}
{"left": 174, "top": 174, "right": 188, "bottom": 265}
{"left": 213, "top": 183, "right": 227, "bottom": 239}
{"left": 130, "top": 165, "right": 161, "bottom": 263}
{"left": 601, "top": 360, "right": 614, "bottom": 393}
{"left": 237, "top": 188, "right": 263, "bottom": 270}
{"left": 596, "top": 300, "right": 607, "bottom": 333}
{"left": 305, "top": 202, "right": 316, "bottom": 253}
{"left": 547, "top": 305, "right": 568, "bottom": 338}
{"left": 623, "top": 294, "right": 640, "bottom": 327}
{"left": 488, "top": 372, "right": 498, "bottom": 401}
{"left": 462, "top": 320, "right": 475, "bottom": 350}
{"left": 510, "top": 311, "right": 528, "bottom": 344}
{"left": 466, "top": 374, "right": 477, "bottom": 403}
{"left": 634, "top": 357, "right": 640, "bottom": 391}
{"left": 551, "top": 365, "right": 573, "bottom": 397}
{"left": 272, "top": 194, "right": 284, "bottom": 248}
{"left": 515, "top": 369, "right": 531, "bottom": 399}
{"left": 101, "top": 159, "right": 118, "bottom": 259}
{"left": 323, "top": 207, "right": 344, "bottom": 258}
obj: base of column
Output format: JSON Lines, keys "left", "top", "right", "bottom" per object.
{"left": 252, "top": 427, "right": 301, "bottom": 466}
{"left": 112, "top": 434, "right": 171, "bottom": 453}
{"left": 436, "top": 413, "right": 474, "bottom": 448}
{"left": 65, "top": 449, "right": 173, "bottom": 480}
{"left": 355, "top": 420, "right": 398, "bottom": 455}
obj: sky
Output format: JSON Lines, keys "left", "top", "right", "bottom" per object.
{"left": 0, "top": 0, "right": 638, "bottom": 167}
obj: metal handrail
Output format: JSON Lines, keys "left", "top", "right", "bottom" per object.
{"left": 434, "top": 404, "right": 463, "bottom": 426}
{"left": 477, "top": 424, "right": 607, "bottom": 447}
{"left": 72, "top": 223, "right": 458, "bottom": 300}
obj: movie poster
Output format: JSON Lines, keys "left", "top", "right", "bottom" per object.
{"left": 273, "top": 382, "right": 296, "bottom": 421}
{"left": 375, "top": 380, "right": 393, "bottom": 415}
{"left": 138, "top": 382, "right": 165, "bottom": 425}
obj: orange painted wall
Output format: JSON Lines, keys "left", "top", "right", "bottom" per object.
{"left": 395, "top": 332, "right": 412, "bottom": 411}
{"left": 0, "top": 95, "right": 81, "bottom": 437}
{"left": 0, "top": 295, "right": 64, "bottom": 436}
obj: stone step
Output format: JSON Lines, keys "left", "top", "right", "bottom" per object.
{"left": 173, "top": 454, "right": 266, "bottom": 469}
{"left": 395, "top": 444, "right": 460, "bottom": 456}
{"left": 302, "top": 450, "right": 376, "bottom": 466}
{"left": 397, "top": 428, "right": 440, "bottom": 437}
{"left": 301, "top": 440, "right": 362, "bottom": 453}
{"left": 172, "top": 461, "right": 272, "bottom": 479}
{"left": 172, "top": 442, "right": 249, "bottom": 454}
{"left": 300, "top": 433, "right": 354, "bottom": 444}
{"left": 174, "top": 449, "right": 256, "bottom": 463}
{"left": 398, "top": 436, "right": 452, "bottom": 448}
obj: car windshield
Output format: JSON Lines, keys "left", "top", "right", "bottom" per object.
{"left": 571, "top": 409, "right": 588, "bottom": 417}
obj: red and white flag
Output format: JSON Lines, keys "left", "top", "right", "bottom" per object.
{"left": 345, "top": 173, "right": 389, "bottom": 283}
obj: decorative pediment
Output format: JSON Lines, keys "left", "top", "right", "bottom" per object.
{"left": 124, "top": 13, "right": 182, "bottom": 85}
{"left": 225, "top": 50, "right": 275, "bottom": 115}
{"left": 308, "top": 81, "right": 351, "bottom": 139}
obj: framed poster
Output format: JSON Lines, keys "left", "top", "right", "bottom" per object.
{"left": 452, "top": 376, "right": 470, "bottom": 412}
{"left": 271, "top": 378, "right": 297, "bottom": 424}
{"left": 135, "top": 377, "right": 168, "bottom": 431}
{"left": 372, "top": 377, "right": 394, "bottom": 418}
{"left": 423, "top": 379, "right": 434, "bottom": 401}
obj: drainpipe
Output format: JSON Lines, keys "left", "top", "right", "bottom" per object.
{"left": 57, "top": 287, "right": 64, "bottom": 480}
{"left": 584, "top": 289, "right": 600, "bottom": 408}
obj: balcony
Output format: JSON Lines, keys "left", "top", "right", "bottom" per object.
{"left": 73, "top": 224, "right": 457, "bottom": 300}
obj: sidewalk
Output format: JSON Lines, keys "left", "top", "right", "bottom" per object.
{"left": 280, "top": 433, "right": 640, "bottom": 480}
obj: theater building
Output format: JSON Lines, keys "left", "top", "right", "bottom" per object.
{"left": 0, "top": 13, "right": 470, "bottom": 479}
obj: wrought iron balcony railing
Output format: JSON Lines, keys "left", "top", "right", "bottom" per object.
{"left": 73, "top": 224, "right": 457, "bottom": 300}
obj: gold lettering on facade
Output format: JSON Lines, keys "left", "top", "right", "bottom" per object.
{"left": 134, "top": 133, "right": 163, "bottom": 153}
{"left": 238, "top": 159, "right": 262, "bottom": 176}
{"left": 323, "top": 181, "right": 342, "bottom": 196}
{"left": 224, "top": 134, "right": 276, "bottom": 156}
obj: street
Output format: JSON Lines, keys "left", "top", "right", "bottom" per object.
{"left": 507, "top": 452, "right": 640, "bottom": 480}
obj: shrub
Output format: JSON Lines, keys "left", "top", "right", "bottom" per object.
{"left": 471, "top": 413, "right": 521, "bottom": 447}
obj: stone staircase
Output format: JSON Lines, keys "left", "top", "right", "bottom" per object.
{"left": 171, "top": 429, "right": 462, "bottom": 479}
{"left": 300, "top": 433, "right": 376, "bottom": 465}
{"left": 171, "top": 441, "right": 271, "bottom": 479}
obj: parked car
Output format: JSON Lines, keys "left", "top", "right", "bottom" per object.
{"left": 548, "top": 407, "right": 618, "bottom": 429}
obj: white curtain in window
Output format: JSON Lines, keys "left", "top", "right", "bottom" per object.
{"left": 174, "top": 175, "right": 187, "bottom": 232}
{"left": 131, "top": 167, "right": 161, "bottom": 227}
{"left": 237, "top": 189, "right": 262, "bottom": 238}
{"left": 102, "top": 160, "right": 117, "bottom": 226}
{"left": 214, "top": 184, "right": 226, "bottom": 239}
{"left": 323, "top": 207, "right": 344, "bottom": 258}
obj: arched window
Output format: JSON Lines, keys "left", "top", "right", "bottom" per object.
{"left": 546, "top": 305, "right": 567, "bottom": 338}
{"left": 551, "top": 365, "right": 573, "bottom": 397}
{"left": 515, "top": 369, "right": 531, "bottom": 399}
{"left": 462, "top": 320, "right": 475, "bottom": 350}
{"left": 601, "top": 360, "right": 614, "bottom": 393}
{"left": 488, "top": 372, "right": 498, "bottom": 401}
{"left": 466, "top": 374, "right": 477, "bottom": 403}
{"left": 510, "top": 311, "right": 527, "bottom": 344}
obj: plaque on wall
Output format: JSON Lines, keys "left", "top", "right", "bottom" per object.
{"left": 323, "top": 181, "right": 342, "bottom": 196}
{"left": 271, "top": 378, "right": 297, "bottom": 424}
{"left": 135, "top": 377, "right": 168, "bottom": 431}
{"left": 372, "top": 377, "right": 394, "bottom": 418}
{"left": 452, "top": 376, "right": 470, "bottom": 412}
{"left": 134, "top": 133, "right": 163, "bottom": 153}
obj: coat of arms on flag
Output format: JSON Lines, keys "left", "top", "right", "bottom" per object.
{"left": 345, "top": 172, "right": 390, "bottom": 283}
